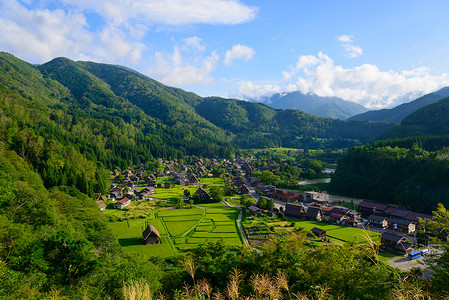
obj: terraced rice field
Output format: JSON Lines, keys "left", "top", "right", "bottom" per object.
{"left": 108, "top": 206, "right": 242, "bottom": 259}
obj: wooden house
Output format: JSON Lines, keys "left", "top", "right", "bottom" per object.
{"left": 368, "top": 215, "right": 388, "bottom": 229}
{"left": 248, "top": 205, "right": 261, "bottom": 216}
{"left": 194, "top": 187, "right": 212, "bottom": 201}
{"left": 113, "top": 198, "right": 131, "bottom": 209}
{"left": 284, "top": 203, "right": 306, "bottom": 218}
{"left": 311, "top": 227, "right": 326, "bottom": 238}
{"left": 380, "top": 232, "right": 413, "bottom": 254}
{"left": 357, "top": 200, "right": 390, "bottom": 217}
{"left": 303, "top": 206, "right": 323, "bottom": 221}
{"left": 387, "top": 218, "right": 416, "bottom": 234}
{"left": 142, "top": 224, "right": 161, "bottom": 245}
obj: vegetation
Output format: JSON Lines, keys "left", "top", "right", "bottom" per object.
{"left": 330, "top": 138, "right": 449, "bottom": 213}
{"left": 2, "top": 51, "right": 449, "bottom": 299}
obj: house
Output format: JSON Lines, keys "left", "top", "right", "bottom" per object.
{"left": 303, "top": 191, "right": 328, "bottom": 203}
{"left": 303, "top": 206, "right": 323, "bottom": 221}
{"left": 273, "top": 189, "right": 303, "bottom": 202}
{"left": 239, "top": 184, "right": 250, "bottom": 194}
{"left": 142, "top": 224, "right": 161, "bottom": 245}
{"left": 311, "top": 227, "right": 326, "bottom": 238}
{"left": 248, "top": 205, "right": 261, "bottom": 216}
{"left": 380, "top": 232, "right": 414, "bottom": 254}
{"left": 389, "top": 209, "right": 411, "bottom": 220}
{"left": 284, "top": 203, "right": 306, "bottom": 218}
{"left": 404, "top": 212, "right": 433, "bottom": 223}
{"left": 187, "top": 174, "right": 198, "bottom": 185}
{"left": 329, "top": 213, "right": 346, "bottom": 224}
{"left": 320, "top": 206, "right": 333, "bottom": 218}
{"left": 164, "top": 182, "right": 172, "bottom": 189}
{"left": 346, "top": 211, "right": 362, "bottom": 224}
{"left": 357, "top": 200, "right": 390, "bottom": 217}
{"left": 387, "top": 218, "right": 416, "bottom": 234}
{"left": 368, "top": 215, "right": 388, "bottom": 229}
{"left": 96, "top": 200, "right": 106, "bottom": 211}
{"left": 194, "top": 187, "right": 212, "bottom": 201}
{"left": 113, "top": 198, "right": 131, "bottom": 209}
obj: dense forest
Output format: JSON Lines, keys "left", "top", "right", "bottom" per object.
{"left": 330, "top": 135, "right": 449, "bottom": 213}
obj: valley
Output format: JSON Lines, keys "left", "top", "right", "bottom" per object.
{"left": 1, "top": 52, "right": 449, "bottom": 299}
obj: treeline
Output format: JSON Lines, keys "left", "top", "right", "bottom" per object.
{"left": 330, "top": 136, "right": 449, "bottom": 213}
{"left": 0, "top": 146, "right": 161, "bottom": 299}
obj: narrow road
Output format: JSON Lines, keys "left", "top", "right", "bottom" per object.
{"left": 237, "top": 210, "right": 249, "bottom": 246}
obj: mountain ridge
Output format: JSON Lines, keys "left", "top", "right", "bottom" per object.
{"left": 348, "top": 86, "right": 449, "bottom": 123}
{"left": 257, "top": 91, "right": 368, "bottom": 119}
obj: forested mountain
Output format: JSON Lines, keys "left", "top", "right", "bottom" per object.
{"left": 348, "top": 86, "right": 449, "bottom": 123}
{"left": 1, "top": 52, "right": 393, "bottom": 156}
{"left": 259, "top": 91, "right": 368, "bottom": 119}
{"left": 381, "top": 96, "right": 449, "bottom": 139}
{"left": 330, "top": 135, "right": 449, "bottom": 213}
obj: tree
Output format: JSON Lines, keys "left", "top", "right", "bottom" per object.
{"left": 184, "top": 189, "right": 191, "bottom": 197}
{"left": 209, "top": 186, "right": 224, "bottom": 202}
{"left": 420, "top": 203, "right": 449, "bottom": 294}
{"left": 258, "top": 197, "right": 267, "bottom": 209}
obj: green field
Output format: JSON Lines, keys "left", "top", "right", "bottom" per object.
{"left": 153, "top": 186, "right": 197, "bottom": 200}
{"left": 108, "top": 206, "right": 242, "bottom": 258}
{"left": 108, "top": 219, "right": 174, "bottom": 259}
{"left": 290, "top": 220, "right": 380, "bottom": 244}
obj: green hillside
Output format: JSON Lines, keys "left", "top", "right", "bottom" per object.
{"left": 382, "top": 96, "right": 449, "bottom": 138}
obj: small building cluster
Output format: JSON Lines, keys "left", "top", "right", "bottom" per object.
{"left": 359, "top": 200, "right": 432, "bottom": 234}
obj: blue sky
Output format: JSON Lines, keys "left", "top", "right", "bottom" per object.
{"left": 2, "top": 0, "right": 449, "bottom": 109}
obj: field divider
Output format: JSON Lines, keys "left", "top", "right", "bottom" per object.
{"left": 180, "top": 209, "right": 207, "bottom": 238}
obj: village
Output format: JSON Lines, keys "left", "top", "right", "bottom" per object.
{"left": 95, "top": 155, "right": 436, "bottom": 267}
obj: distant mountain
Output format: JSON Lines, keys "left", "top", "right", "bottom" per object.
{"left": 348, "top": 87, "right": 449, "bottom": 123}
{"left": 259, "top": 91, "right": 368, "bottom": 120}
{"left": 0, "top": 52, "right": 394, "bottom": 162}
{"left": 381, "top": 95, "right": 449, "bottom": 139}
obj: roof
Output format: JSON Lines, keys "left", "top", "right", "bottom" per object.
{"left": 368, "top": 215, "right": 387, "bottom": 222}
{"left": 96, "top": 200, "right": 106, "bottom": 210}
{"left": 248, "top": 205, "right": 260, "bottom": 212}
{"left": 320, "top": 206, "right": 333, "bottom": 213}
{"left": 311, "top": 227, "right": 326, "bottom": 235}
{"left": 388, "top": 218, "right": 413, "bottom": 226}
{"left": 330, "top": 213, "right": 344, "bottom": 219}
{"left": 306, "top": 206, "right": 322, "bottom": 218}
{"left": 142, "top": 224, "right": 161, "bottom": 240}
{"left": 358, "top": 200, "right": 389, "bottom": 211}
{"left": 114, "top": 198, "right": 131, "bottom": 205}
{"left": 404, "top": 212, "right": 433, "bottom": 222}
{"left": 284, "top": 203, "right": 305, "bottom": 217}
{"left": 381, "top": 232, "right": 404, "bottom": 244}
{"left": 383, "top": 206, "right": 397, "bottom": 215}
{"left": 390, "top": 209, "right": 411, "bottom": 218}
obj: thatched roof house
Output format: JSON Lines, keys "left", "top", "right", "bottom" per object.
{"left": 142, "top": 224, "right": 161, "bottom": 245}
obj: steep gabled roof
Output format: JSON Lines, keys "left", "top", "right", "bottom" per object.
{"left": 142, "top": 224, "right": 160, "bottom": 240}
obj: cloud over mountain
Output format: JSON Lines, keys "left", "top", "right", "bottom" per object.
{"left": 239, "top": 52, "right": 449, "bottom": 109}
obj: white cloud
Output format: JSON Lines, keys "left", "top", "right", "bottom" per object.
{"left": 239, "top": 52, "right": 449, "bottom": 109}
{"left": 337, "top": 35, "right": 353, "bottom": 43}
{"left": 0, "top": 1, "right": 146, "bottom": 65}
{"left": 337, "top": 34, "right": 363, "bottom": 59}
{"left": 183, "top": 36, "right": 206, "bottom": 52}
{"left": 0, "top": 0, "right": 257, "bottom": 67}
{"left": 149, "top": 46, "right": 219, "bottom": 87}
{"left": 224, "top": 44, "right": 255, "bottom": 65}
{"left": 344, "top": 44, "right": 363, "bottom": 58}
{"left": 62, "top": 0, "right": 258, "bottom": 26}
{"left": 237, "top": 81, "right": 284, "bottom": 100}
